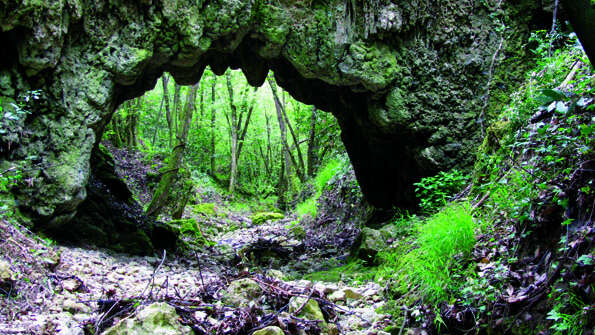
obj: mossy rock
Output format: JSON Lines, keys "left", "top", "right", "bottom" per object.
{"left": 288, "top": 297, "right": 326, "bottom": 326}
{"left": 290, "top": 225, "right": 306, "bottom": 240}
{"left": 168, "top": 218, "right": 199, "bottom": 236}
{"left": 167, "top": 218, "right": 214, "bottom": 247}
{"left": 220, "top": 278, "right": 263, "bottom": 307}
{"left": 112, "top": 230, "right": 154, "bottom": 256}
{"left": 192, "top": 203, "right": 216, "bottom": 217}
{"left": 354, "top": 227, "right": 385, "bottom": 264}
{"left": 251, "top": 212, "right": 284, "bottom": 225}
{"left": 103, "top": 302, "right": 191, "bottom": 335}
{"left": 253, "top": 326, "right": 285, "bottom": 335}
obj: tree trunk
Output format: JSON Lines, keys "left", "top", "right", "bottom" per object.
{"left": 277, "top": 146, "right": 288, "bottom": 211}
{"left": 268, "top": 76, "right": 305, "bottom": 182}
{"left": 226, "top": 72, "right": 239, "bottom": 195}
{"left": 172, "top": 83, "right": 181, "bottom": 142}
{"left": 151, "top": 75, "right": 168, "bottom": 147}
{"left": 146, "top": 83, "right": 199, "bottom": 218}
{"left": 307, "top": 106, "right": 319, "bottom": 177}
{"left": 281, "top": 96, "right": 306, "bottom": 177}
{"left": 162, "top": 75, "right": 173, "bottom": 149}
{"left": 210, "top": 75, "right": 217, "bottom": 175}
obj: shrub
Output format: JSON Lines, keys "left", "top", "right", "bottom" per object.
{"left": 414, "top": 169, "right": 469, "bottom": 213}
{"left": 314, "top": 158, "right": 342, "bottom": 193}
{"left": 294, "top": 158, "right": 344, "bottom": 221}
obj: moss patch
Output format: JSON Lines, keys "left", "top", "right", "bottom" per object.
{"left": 251, "top": 212, "right": 284, "bottom": 225}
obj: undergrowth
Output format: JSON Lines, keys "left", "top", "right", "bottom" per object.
{"left": 377, "top": 203, "right": 477, "bottom": 304}
{"left": 295, "top": 158, "right": 344, "bottom": 219}
{"left": 305, "top": 30, "right": 593, "bottom": 334}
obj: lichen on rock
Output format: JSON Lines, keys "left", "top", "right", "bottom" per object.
{"left": 102, "top": 302, "right": 192, "bottom": 335}
{"left": 0, "top": 0, "right": 550, "bottom": 233}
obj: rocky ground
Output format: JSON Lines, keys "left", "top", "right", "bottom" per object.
{"left": 0, "top": 213, "right": 391, "bottom": 335}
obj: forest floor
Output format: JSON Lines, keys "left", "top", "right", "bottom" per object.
{"left": 0, "top": 146, "right": 391, "bottom": 335}
{"left": 0, "top": 213, "right": 389, "bottom": 334}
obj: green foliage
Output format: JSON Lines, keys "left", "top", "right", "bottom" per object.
{"left": 251, "top": 212, "right": 284, "bottom": 225}
{"left": 295, "top": 197, "right": 317, "bottom": 218}
{"left": 377, "top": 203, "right": 477, "bottom": 304}
{"left": 314, "top": 158, "right": 341, "bottom": 194}
{"left": 1, "top": 90, "right": 41, "bottom": 148}
{"left": 0, "top": 168, "right": 21, "bottom": 193}
{"left": 414, "top": 169, "right": 469, "bottom": 213}
{"left": 294, "top": 157, "right": 344, "bottom": 220}
{"left": 547, "top": 290, "right": 591, "bottom": 335}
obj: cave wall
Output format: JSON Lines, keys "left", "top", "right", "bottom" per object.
{"left": 0, "top": 0, "right": 549, "bottom": 225}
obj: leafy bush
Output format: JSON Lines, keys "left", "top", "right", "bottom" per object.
{"left": 294, "top": 158, "right": 344, "bottom": 220}
{"left": 0, "top": 168, "right": 21, "bottom": 193}
{"left": 414, "top": 169, "right": 469, "bottom": 213}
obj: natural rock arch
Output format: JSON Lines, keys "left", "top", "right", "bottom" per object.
{"left": 0, "top": 0, "right": 549, "bottom": 226}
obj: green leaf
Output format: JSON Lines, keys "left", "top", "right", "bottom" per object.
{"left": 577, "top": 255, "right": 593, "bottom": 266}
{"left": 540, "top": 88, "right": 567, "bottom": 101}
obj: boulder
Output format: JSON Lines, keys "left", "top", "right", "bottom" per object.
{"left": 251, "top": 212, "right": 284, "bottom": 225}
{"left": 102, "top": 302, "right": 191, "bottom": 335}
{"left": 220, "top": 278, "right": 263, "bottom": 308}
{"left": 266, "top": 269, "right": 287, "bottom": 281}
{"left": 353, "top": 227, "right": 386, "bottom": 264}
{"left": 0, "top": 259, "right": 15, "bottom": 296}
{"left": 288, "top": 297, "right": 326, "bottom": 325}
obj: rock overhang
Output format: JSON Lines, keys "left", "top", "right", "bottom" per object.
{"left": 0, "top": 0, "right": 550, "bottom": 223}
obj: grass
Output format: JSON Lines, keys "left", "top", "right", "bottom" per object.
{"left": 314, "top": 158, "right": 342, "bottom": 194}
{"left": 295, "top": 158, "right": 343, "bottom": 220}
{"left": 377, "top": 203, "right": 477, "bottom": 304}
{"left": 302, "top": 202, "right": 477, "bottom": 306}
{"left": 303, "top": 259, "right": 375, "bottom": 283}
{"left": 296, "top": 197, "right": 317, "bottom": 218}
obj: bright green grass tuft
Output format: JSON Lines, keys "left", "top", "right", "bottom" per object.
{"left": 296, "top": 197, "right": 317, "bottom": 218}
{"left": 377, "top": 203, "right": 477, "bottom": 304}
{"left": 314, "top": 158, "right": 342, "bottom": 194}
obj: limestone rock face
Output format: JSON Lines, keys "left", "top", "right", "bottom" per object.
{"left": 0, "top": 0, "right": 549, "bottom": 230}
{"left": 102, "top": 302, "right": 192, "bottom": 335}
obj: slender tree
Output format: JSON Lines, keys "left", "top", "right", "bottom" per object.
{"left": 306, "top": 106, "right": 319, "bottom": 177}
{"left": 225, "top": 71, "right": 257, "bottom": 194}
{"left": 146, "top": 83, "right": 199, "bottom": 218}
{"left": 210, "top": 75, "right": 217, "bottom": 176}
{"left": 268, "top": 76, "right": 305, "bottom": 182}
